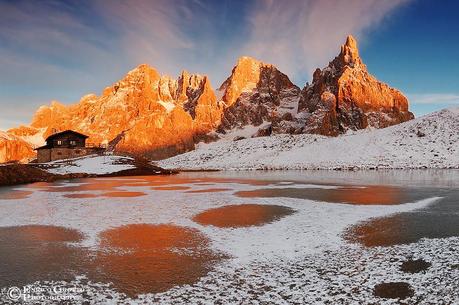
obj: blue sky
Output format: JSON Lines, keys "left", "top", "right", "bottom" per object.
{"left": 0, "top": 0, "right": 458, "bottom": 130}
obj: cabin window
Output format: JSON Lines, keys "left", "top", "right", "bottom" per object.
{"left": 70, "top": 140, "right": 76, "bottom": 146}
{"left": 57, "top": 140, "right": 62, "bottom": 146}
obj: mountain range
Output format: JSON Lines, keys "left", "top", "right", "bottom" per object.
{"left": 1, "top": 35, "right": 414, "bottom": 163}
{"left": 159, "top": 107, "right": 458, "bottom": 170}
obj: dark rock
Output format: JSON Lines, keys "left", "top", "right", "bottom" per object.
{"left": 217, "top": 57, "right": 300, "bottom": 132}
{"left": 373, "top": 282, "right": 414, "bottom": 299}
{"left": 400, "top": 259, "right": 431, "bottom": 273}
{"left": 255, "top": 125, "right": 273, "bottom": 137}
{"left": 416, "top": 130, "right": 426, "bottom": 137}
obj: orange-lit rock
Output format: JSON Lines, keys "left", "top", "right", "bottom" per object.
{"left": 27, "top": 64, "right": 222, "bottom": 159}
{"left": 0, "top": 131, "right": 35, "bottom": 163}
{"left": 299, "top": 35, "right": 414, "bottom": 135}
{"left": 1, "top": 37, "right": 416, "bottom": 163}
{"left": 218, "top": 56, "right": 301, "bottom": 133}
{"left": 7, "top": 125, "right": 39, "bottom": 137}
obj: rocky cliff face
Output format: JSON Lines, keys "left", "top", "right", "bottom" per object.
{"left": 1, "top": 35, "right": 415, "bottom": 163}
{"left": 217, "top": 57, "right": 301, "bottom": 135}
{"left": 19, "top": 65, "right": 222, "bottom": 159}
{"left": 0, "top": 131, "right": 35, "bottom": 163}
{"left": 298, "top": 35, "right": 414, "bottom": 136}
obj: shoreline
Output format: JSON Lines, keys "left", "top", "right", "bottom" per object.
{"left": 160, "top": 166, "right": 459, "bottom": 172}
{"left": 0, "top": 162, "right": 177, "bottom": 188}
{"left": 3, "top": 163, "right": 458, "bottom": 188}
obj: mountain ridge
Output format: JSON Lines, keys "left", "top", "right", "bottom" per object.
{"left": 159, "top": 107, "right": 459, "bottom": 170}
{"left": 2, "top": 35, "right": 417, "bottom": 163}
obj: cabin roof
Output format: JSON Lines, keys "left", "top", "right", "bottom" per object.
{"left": 34, "top": 144, "right": 51, "bottom": 150}
{"left": 35, "top": 130, "right": 89, "bottom": 150}
{"left": 45, "top": 130, "right": 89, "bottom": 141}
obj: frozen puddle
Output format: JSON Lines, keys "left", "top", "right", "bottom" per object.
{"left": 193, "top": 204, "right": 296, "bottom": 228}
{"left": 93, "top": 224, "right": 222, "bottom": 297}
{"left": 0, "top": 171, "right": 458, "bottom": 304}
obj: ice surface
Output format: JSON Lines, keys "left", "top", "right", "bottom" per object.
{"left": 0, "top": 174, "right": 457, "bottom": 304}
{"left": 0, "top": 175, "right": 459, "bottom": 304}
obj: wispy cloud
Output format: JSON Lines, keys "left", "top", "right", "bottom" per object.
{"left": 95, "top": 0, "right": 195, "bottom": 65}
{"left": 0, "top": 0, "right": 413, "bottom": 129}
{"left": 94, "top": 0, "right": 248, "bottom": 82}
{"left": 408, "top": 93, "right": 459, "bottom": 105}
{"left": 242, "top": 0, "right": 411, "bottom": 84}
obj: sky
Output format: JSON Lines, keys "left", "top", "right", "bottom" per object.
{"left": 0, "top": 0, "right": 458, "bottom": 130}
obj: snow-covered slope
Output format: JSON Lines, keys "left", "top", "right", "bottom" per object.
{"left": 45, "top": 155, "right": 136, "bottom": 175}
{"left": 159, "top": 108, "right": 459, "bottom": 170}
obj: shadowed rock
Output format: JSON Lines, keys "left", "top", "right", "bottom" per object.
{"left": 373, "top": 282, "right": 414, "bottom": 299}
{"left": 400, "top": 258, "right": 431, "bottom": 273}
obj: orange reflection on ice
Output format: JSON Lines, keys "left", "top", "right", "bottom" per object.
{"left": 330, "top": 186, "right": 403, "bottom": 205}
{"left": 236, "top": 186, "right": 404, "bottom": 205}
{"left": 193, "top": 204, "right": 295, "bottom": 228}
{"left": 0, "top": 189, "right": 33, "bottom": 200}
{"left": 101, "top": 191, "right": 146, "bottom": 198}
{"left": 94, "top": 224, "right": 221, "bottom": 296}
{"left": 0, "top": 225, "right": 88, "bottom": 288}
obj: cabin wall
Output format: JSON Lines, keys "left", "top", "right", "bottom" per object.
{"left": 36, "top": 147, "right": 105, "bottom": 163}
{"left": 50, "top": 148, "right": 89, "bottom": 161}
{"left": 37, "top": 148, "right": 52, "bottom": 163}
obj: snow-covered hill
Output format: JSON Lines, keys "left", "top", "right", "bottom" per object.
{"left": 159, "top": 108, "right": 459, "bottom": 170}
{"left": 44, "top": 155, "right": 136, "bottom": 175}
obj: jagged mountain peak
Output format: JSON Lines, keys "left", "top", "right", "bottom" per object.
{"left": 127, "top": 63, "right": 159, "bottom": 75}
{"left": 219, "top": 56, "right": 294, "bottom": 104}
{"left": 339, "top": 34, "right": 362, "bottom": 67}
{"left": 300, "top": 35, "right": 414, "bottom": 135}
{"left": 232, "top": 56, "right": 276, "bottom": 74}
{"left": 217, "top": 56, "right": 300, "bottom": 132}
{"left": 234, "top": 56, "right": 274, "bottom": 69}
{"left": 1, "top": 35, "right": 417, "bottom": 163}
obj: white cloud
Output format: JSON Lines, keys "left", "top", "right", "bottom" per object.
{"left": 94, "top": 0, "right": 224, "bottom": 78}
{"left": 0, "top": 0, "right": 414, "bottom": 130}
{"left": 242, "top": 0, "right": 411, "bottom": 84}
{"left": 408, "top": 93, "right": 459, "bottom": 105}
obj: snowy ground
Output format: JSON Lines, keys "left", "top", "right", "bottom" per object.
{"left": 159, "top": 108, "right": 459, "bottom": 170}
{"left": 43, "top": 155, "right": 136, "bottom": 175}
{"left": 0, "top": 172, "right": 457, "bottom": 304}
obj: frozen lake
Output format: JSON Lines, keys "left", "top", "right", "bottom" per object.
{"left": 0, "top": 170, "right": 458, "bottom": 304}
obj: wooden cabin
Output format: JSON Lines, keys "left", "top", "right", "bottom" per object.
{"left": 35, "top": 130, "right": 104, "bottom": 163}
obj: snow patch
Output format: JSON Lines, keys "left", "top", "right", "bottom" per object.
{"left": 45, "top": 155, "right": 135, "bottom": 175}
{"left": 214, "top": 121, "right": 271, "bottom": 142}
{"left": 158, "top": 100, "right": 176, "bottom": 113}
{"left": 19, "top": 128, "right": 46, "bottom": 148}
{"left": 160, "top": 108, "right": 459, "bottom": 170}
